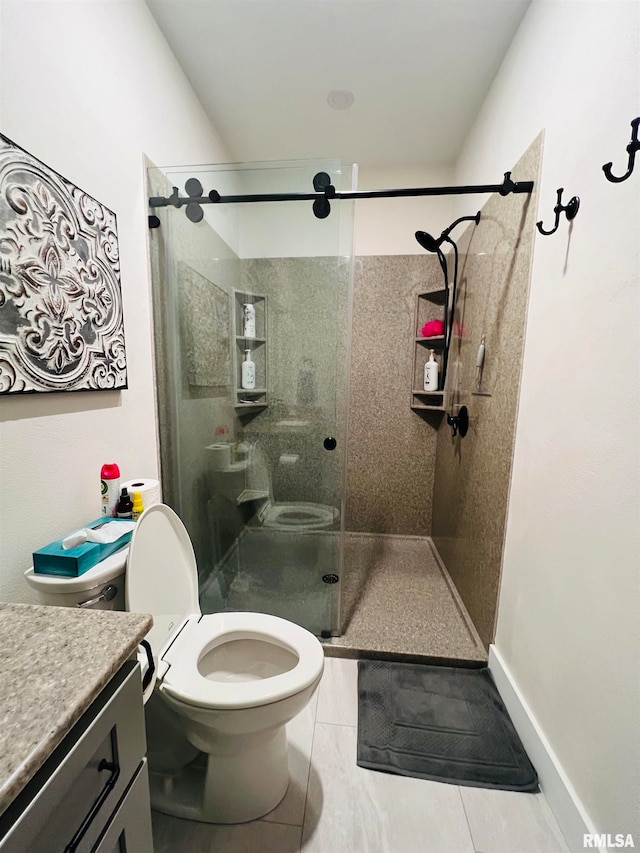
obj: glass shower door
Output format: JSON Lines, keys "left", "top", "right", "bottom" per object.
{"left": 148, "top": 158, "right": 355, "bottom": 637}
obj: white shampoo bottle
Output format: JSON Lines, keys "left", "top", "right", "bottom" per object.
{"left": 241, "top": 349, "right": 256, "bottom": 390}
{"left": 243, "top": 303, "right": 256, "bottom": 338}
{"left": 424, "top": 350, "right": 439, "bottom": 391}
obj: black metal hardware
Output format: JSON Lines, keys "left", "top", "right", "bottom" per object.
{"left": 184, "top": 177, "right": 206, "bottom": 222}
{"left": 498, "top": 171, "right": 518, "bottom": 195}
{"left": 415, "top": 212, "right": 482, "bottom": 390}
{"left": 313, "top": 172, "right": 332, "bottom": 191}
{"left": 64, "top": 758, "right": 120, "bottom": 852}
{"left": 140, "top": 638, "right": 155, "bottom": 693}
{"left": 148, "top": 172, "right": 534, "bottom": 224}
{"left": 323, "top": 437, "right": 337, "bottom": 451}
{"left": 603, "top": 117, "right": 640, "bottom": 183}
{"left": 536, "top": 189, "right": 580, "bottom": 236}
{"left": 148, "top": 215, "right": 160, "bottom": 229}
{"left": 336, "top": 171, "right": 533, "bottom": 200}
{"left": 446, "top": 405, "right": 469, "bottom": 438}
{"left": 313, "top": 196, "right": 331, "bottom": 219}
{"left": 185, "top": 177, "right": 203, "bottom": 197}
{"left": 322, "top": 573, "right": 339, "bottom": 584}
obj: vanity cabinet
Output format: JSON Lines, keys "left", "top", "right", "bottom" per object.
{"left": 0, "top": 661, "right": 152, "bottom": 853}
{"left": 411, "top": 288, "right": 447, "bottom": 414}
{"left": 233, "top": 289, "right": 268, "bottom": 413}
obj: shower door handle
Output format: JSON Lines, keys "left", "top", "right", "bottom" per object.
{"left": 323, "top": 437, "right": 337, "bottom": 451}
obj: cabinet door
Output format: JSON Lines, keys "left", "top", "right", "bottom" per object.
{"left": 93, "top": 760, "right": 153, "bottom": 853}
{"left": 0, "top": 662, "right": 147, "bottom": 853}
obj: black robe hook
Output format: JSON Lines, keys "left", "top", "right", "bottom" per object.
{"left": 536, "top": 188, "right": 580, "bottom": 236}
{"left": 602, "top": 117, "right": 640, "bottom": 183}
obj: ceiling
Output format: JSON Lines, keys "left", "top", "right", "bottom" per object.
{"left": 146, "top": 0, "right": 531, "bottom": 169}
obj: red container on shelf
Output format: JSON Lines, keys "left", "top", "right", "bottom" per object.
{"left": 100, "top": 463, "right": 120, "bottom": 517}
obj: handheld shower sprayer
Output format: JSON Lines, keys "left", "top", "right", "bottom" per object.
{"left": 414, "top": 211, "right": 482, "bottom": 428}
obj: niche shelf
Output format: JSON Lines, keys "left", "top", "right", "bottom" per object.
{"left": 410, "top": 289, "right": 447, "bottom": 416}
{"left": 232, "top": 290, "right": 268, "bottom": 413}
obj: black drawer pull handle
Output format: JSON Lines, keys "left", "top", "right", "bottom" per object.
{"left": 64, "top": 758, "right": 120, "bottom": 852}
{"left": 141, "top": 639, "right": 155, "bottom": 693}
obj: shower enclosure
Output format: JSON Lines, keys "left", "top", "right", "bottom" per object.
{"left": 147, "top": 159, "right": 355, "bottom": 636}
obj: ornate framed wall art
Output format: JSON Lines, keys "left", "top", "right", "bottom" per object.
{"left": 0, "top": 133, "right": 127, "bottom": 394}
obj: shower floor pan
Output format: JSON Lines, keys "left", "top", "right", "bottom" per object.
{"left": 199, "top": 530, "right": 486, "bottom": 664}
{"left": 326, "top": 533, "right": 486, "bottom": 665}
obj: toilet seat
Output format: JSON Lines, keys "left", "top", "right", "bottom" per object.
{"left": 126, "top": 504, "right": 324, "bottom": 712}
{"left": 159, "top": 611, "right": 324, "bottom": 710}
{"left": 259, "top": 501, "right": 338, "bottom": 530}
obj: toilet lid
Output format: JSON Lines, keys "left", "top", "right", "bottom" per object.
{"left": 126, "top": 504, "right": 200, "bottom": 656}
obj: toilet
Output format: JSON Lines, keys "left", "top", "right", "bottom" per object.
{"left": 25, "top": 503, "right": 325, "bottom": 824}
{"left": 247, "top": 442, "right": 339, "bottom": 531}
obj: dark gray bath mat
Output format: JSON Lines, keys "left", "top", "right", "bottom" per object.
{"left": 357, "top": 660, "right": 538, "bottom": 791}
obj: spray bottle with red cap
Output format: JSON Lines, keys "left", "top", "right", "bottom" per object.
{"left": 101, "top": 463, "right": 120, "bottom": 517}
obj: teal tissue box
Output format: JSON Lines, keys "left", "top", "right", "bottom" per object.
{"left": 33, "top": 517, "right": 133, "bottom": 577}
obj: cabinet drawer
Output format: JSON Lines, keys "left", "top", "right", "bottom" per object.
{"left": 0, "top": 661, "right": 146, "bottom": 853}
{"left": 93, "top": 760, "right": 153, "bottom": 853}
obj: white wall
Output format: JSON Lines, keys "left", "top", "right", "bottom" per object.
{"left": 0, "top": 0, "right": 228, "bottom": 602}
{"left": 355, "top": 164, "right": 454, "bottom": 255}
{"left": 455, "top": 1, "right": 639, "bottom": 846}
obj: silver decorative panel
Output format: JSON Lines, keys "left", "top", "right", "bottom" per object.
{"left": 0, "top": 134, "right": 127, "bottom": 394}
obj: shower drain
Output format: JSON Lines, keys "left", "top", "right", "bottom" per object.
{"left": 322, "top": 573, "right": 339, "bottom": 584}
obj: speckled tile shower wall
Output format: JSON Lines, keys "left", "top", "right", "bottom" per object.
{"left": 345, "top": 255, "right": 444, "bottom": 535}
{"left": 239, "top": 257, "right": 349, "bottom": 510}
{"left": 431, "top": 134, "right": 543, "bottom": 648}
{"left": 236, "top": 254, "right": 444, "bottom": 536}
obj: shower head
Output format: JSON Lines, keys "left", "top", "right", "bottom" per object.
{"left": 414, "top": 231, "right": 444, "bottom": 253}
{"left": 415, "top": 211, "right": 482, "bottom": 253}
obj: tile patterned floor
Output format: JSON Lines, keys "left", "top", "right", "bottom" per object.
{"left": 152, "top": 657, "right": 570, "bottom": 853}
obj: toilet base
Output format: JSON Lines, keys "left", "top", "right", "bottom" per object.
{"left": 149, "top": 725, "right": 290, "bottom": 824}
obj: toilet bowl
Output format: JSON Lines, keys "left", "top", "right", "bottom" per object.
{"left": 126, "top": 503, "right": 324, "bottom": 824}
{"left": 247, "top": 442, "right": 338, "bottom": 531}
{"left": 257, "top": 500, "right": 338, "bottom": 530}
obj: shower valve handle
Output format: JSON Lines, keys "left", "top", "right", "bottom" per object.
{"left": 446, "top": 406, "right": 469, "bottom": 439}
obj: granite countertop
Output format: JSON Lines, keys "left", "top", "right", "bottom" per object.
{"left": 0, "top": 602, "right": 152, "bottom": 817}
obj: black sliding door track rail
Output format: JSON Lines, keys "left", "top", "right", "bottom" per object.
{"left": 148, "top": 170, "right": 534, "bottom": 227}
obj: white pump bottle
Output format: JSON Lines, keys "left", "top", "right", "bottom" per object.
{"left": 423, "top": 350, "right": 439, "bottom": 392}
{"left": 241, "top": 349, "right": 256, "bottom": 390}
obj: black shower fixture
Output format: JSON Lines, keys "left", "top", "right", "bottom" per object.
{"left": 414, "top": 231, "right": 443, "bottom": 253}
{"left": 415, "top": 212, "right": 482, "bottom": 255}
{"left": 415, "top": 211, "right": 481, "bottom": 393}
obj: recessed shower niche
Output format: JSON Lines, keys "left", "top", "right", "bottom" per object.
{"left": 411, "top": 288, "right": 447, "bottom": 414}
{"left": 233, "top": 289, "right": 268, "bottom": 412}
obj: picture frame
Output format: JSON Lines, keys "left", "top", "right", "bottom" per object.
{"left": 0, "top": 133, "right": 127, "bottom": 394}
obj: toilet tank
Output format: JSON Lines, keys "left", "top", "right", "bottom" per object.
{"left": 24, "top": 548, "right": 128, "bottom": 611}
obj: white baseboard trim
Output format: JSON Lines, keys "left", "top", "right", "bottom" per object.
{"left": 488, "top": 644, "right": 600, "bottom": 853}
